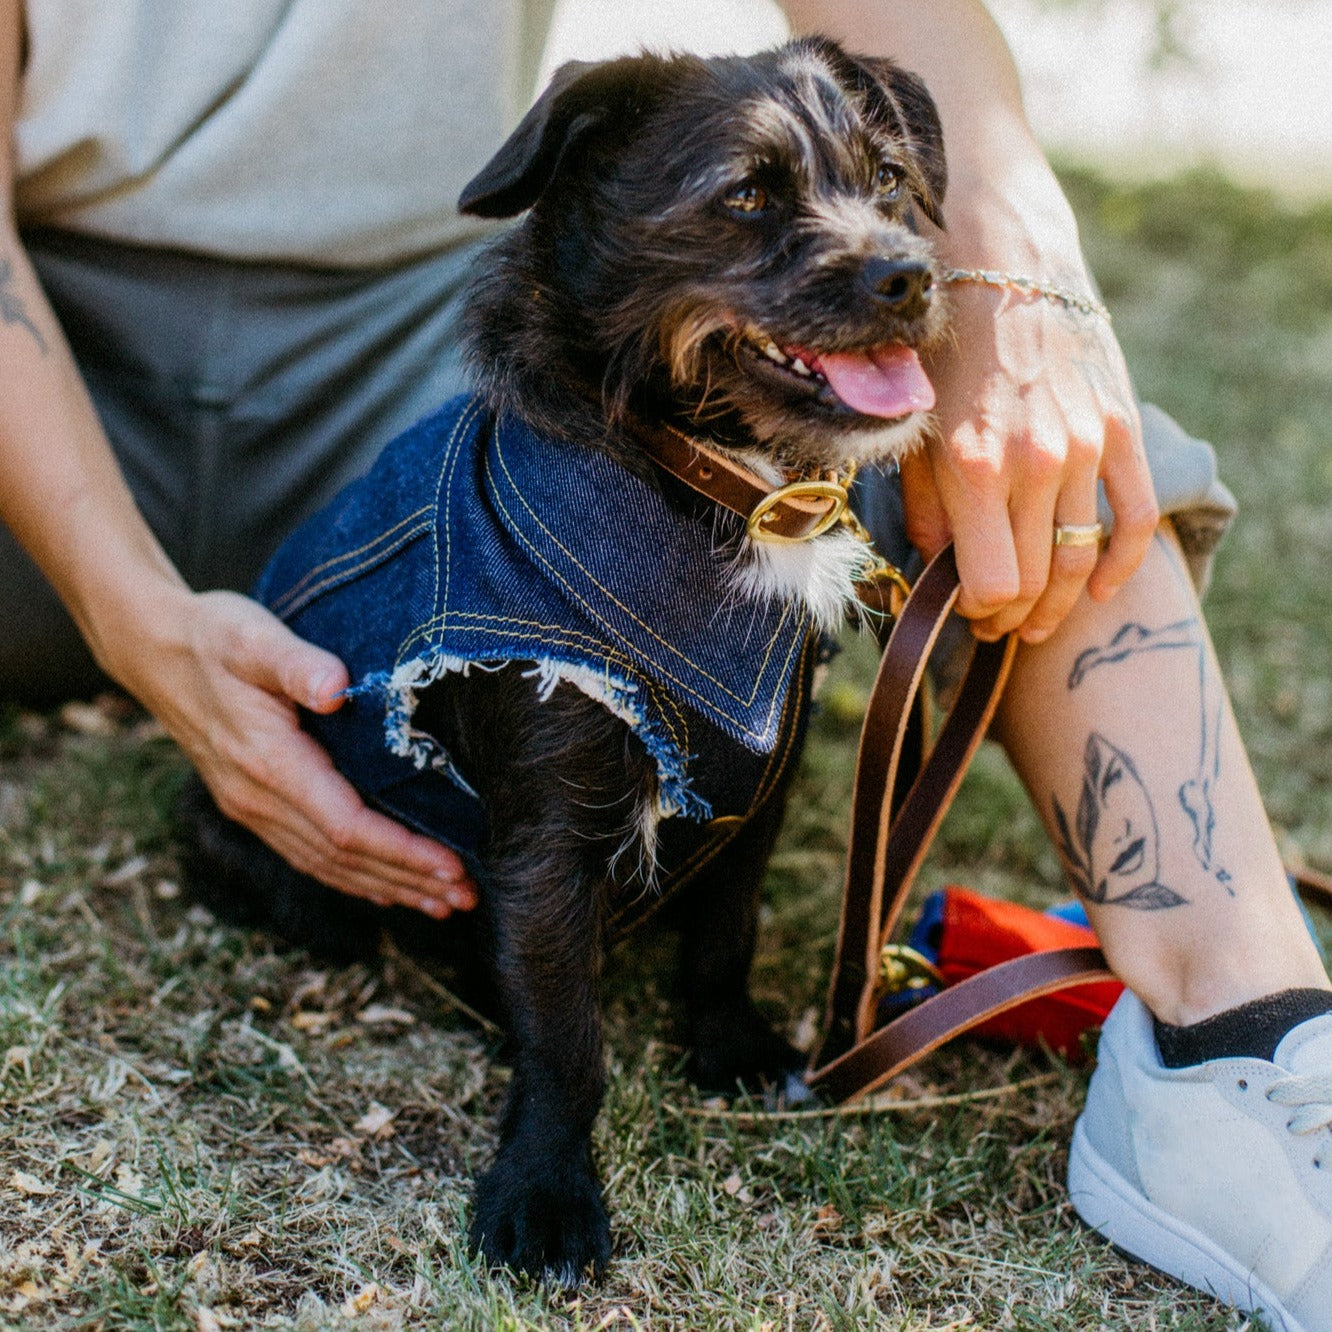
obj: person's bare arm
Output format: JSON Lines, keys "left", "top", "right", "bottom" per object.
{"left": 780, "top": 0, "right": 1159, "bottom": 642}
{"left": 0, "top": 0, "right": 474, "bottom": 915}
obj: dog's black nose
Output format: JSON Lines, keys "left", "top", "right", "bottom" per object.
{"left": 861, "top": 257, "right": 934, "bottom": 318}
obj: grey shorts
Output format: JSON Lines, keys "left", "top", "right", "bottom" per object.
{"left": 1, "top": 228, "right": 1237, "bottom": 703}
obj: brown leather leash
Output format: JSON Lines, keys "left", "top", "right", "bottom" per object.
{"left": 634, "top": 427, "right": 1332, "bottom": 1100}
{"left": 805, "top": 544, "right": 1332, "bottom": 1103}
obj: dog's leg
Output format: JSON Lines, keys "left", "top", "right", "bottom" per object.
{"left": 675, "top": 796, "right": 808, "bottom": 1098}
{"left": 468, "top": 841, "right": 611, "bottom": 1286}
{"left": 419, "top": 672, "right": 651, "bottom": 1284}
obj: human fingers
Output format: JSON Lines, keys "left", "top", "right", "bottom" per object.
{"left": 209, "top": 598, "right": 350, "bottom": 713}
{"left": 212, "top": 725, "right": 478, "bottom": 915}
{"left": 988, "top": 420, "right": 1102, "bottom": 643}
{"left": 1087, "top": 411, "right": 1159, "bottom": 603}
{"left": 1013, "top": 487, "right": 1103, "bottom": 644}
{"left": 898, "top": 446, "right": 952, "bottom": 561}
{"left": 186, "top": 596, "right": 478, "bottom": 914}
{"left": 925, "top": 424, "right": 1027, "bottom": 630}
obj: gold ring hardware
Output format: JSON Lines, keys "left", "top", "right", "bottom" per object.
{"left": 838, "top": 505, "right": 873, "bottom": 545}
{"left": 848, "top": 524, "right": 913, "bottom": 619}
{"left": 745, "top": 479, "right": 848, "bottom": 544}
{"left": 878, "top": 943, "right": 945, "bottom": 997}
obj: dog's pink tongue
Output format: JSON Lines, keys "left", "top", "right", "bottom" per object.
{"left": 813, "top": 344, "right": 935, "bottom": 419}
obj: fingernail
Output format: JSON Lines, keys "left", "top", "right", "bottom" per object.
{"left": 1021, "top": 626, "right": 1051, "bottom": 645}
{"left": 422, "top": 898, "right": 451, "bottom": 920}
{"left": 307, "top": 672, "right": 343, "bottom": 709}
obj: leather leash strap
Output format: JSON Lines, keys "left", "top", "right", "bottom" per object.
{"left": 640, "top": 423, "right": 846, "bottom": 542}
{"left": 807, "top": 545, "right": 1116, "bottom": 1101}
{"left": 807, "top": 546, "right": 1332, "bottom": 1103}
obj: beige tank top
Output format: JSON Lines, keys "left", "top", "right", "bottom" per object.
{"left": 14, "top": 0, "right": 557, "bottom": 265}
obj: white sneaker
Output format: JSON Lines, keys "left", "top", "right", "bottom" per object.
{"left": 1069, "top": 990, "right": 1332, "bottom": 1332}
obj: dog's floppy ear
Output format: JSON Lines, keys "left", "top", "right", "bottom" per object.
{"left": 459, "top": 57, "right": 653, "bottom": 218}
{"left": 809, "top": 39, "right": 948, "bottom": 228}
{"left": 874, "top": 63, "right": 947, "bottom": 227}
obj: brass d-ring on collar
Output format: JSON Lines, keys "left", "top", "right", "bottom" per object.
{"left": 745, "top": 478, "right": 848, "bottom": 544}
{"left": 639, "top": 422, "right": 852, "bottom": 544}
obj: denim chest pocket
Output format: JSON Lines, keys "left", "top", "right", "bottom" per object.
{"left": 261, "top": 501, "right": 436, "bottom": 623}
{"left": 254, "top": 398, "right": 484, "bottom": 627}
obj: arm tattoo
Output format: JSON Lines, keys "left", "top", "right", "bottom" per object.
{"left": 0, "top": 255, "right": 49, "bottom": 355}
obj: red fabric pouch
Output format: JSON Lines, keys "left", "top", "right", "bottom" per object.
{"left": 930, "top": 885, "right": 1122, "bottom": 1060}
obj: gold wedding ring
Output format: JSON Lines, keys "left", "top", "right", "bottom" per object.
{"left": 1053, "top": 521, "right": 1105, "bottom": 548}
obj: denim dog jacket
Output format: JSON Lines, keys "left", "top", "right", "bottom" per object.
{"left": 255, "top": 395, "right": 815, "bottom": 862}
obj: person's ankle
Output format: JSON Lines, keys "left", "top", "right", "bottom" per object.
{"left": 1136, "top": 954, "right": 1330, "bottom": 1028}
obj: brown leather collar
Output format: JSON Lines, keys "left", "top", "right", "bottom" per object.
{"left": 636, "top": 420, "right": 850, "bottom": 544}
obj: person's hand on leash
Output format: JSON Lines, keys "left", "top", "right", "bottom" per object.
{"left": 779, "top": 0, "right": 1160, "bottom": 645}
{"left": 900, "top": 265, "right": 1159, "bottom": 643}
{"left": 126, "top": 588, "right": 478, "bottom": 918}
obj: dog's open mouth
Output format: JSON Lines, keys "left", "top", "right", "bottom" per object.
{"left": 738, "top": 331, "right": 935, "bottom": 421}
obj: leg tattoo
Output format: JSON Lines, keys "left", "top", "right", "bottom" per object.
{"left": 1054, "top": 732, "right": 1187, "bottom": 911}
{"left": 1066, "top": 612, "right": 1232, "bottom": 893}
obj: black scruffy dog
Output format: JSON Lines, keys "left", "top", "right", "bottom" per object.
{"left": 181, "top": 37, "right": 948, "bottom": 1286}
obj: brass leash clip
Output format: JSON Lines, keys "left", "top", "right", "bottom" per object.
{"left": 838, "top": 501, "right": 912, "bottom": 621}
{"left": 878, "top": 943, "right": 945, "bottom": 999}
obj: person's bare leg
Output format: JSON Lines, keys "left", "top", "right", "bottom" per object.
{"left": 993, "top": 522, "right": 1329, "bottom": 1026}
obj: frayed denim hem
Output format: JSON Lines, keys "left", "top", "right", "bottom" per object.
{"left": 349, "top": 651, "right": 713, "bottom": 823}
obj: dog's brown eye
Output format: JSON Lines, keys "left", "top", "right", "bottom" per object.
{"left": 724, "top": 183, "right": 769, "bottom": 215}
{"left": 875, "top": 164, "right": 903, "bottom": 200}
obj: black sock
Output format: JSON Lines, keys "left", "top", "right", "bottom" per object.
{"left": 1153, "top": 988, "right": 1332, "bottom": 1068}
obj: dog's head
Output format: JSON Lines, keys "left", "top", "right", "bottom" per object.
{"left": 460, "top": 36, "right": 947, "bottom": 475}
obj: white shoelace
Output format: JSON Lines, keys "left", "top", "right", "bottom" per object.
{"left": 1268, "top": 1072, "right": 1332, "bottom": 1134}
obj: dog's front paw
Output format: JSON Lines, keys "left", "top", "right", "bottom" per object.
{"left": 689, "top": 1002, "right": 810, "bottom": 1102}
{"left": 469, "top": 1143, "right": 611, "bottom": 1286}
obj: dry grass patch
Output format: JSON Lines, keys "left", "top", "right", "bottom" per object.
{"left": 5, "top": 168, "right": 1330, "bottom": 1329}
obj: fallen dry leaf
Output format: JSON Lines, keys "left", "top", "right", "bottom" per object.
{"left": 290, "top": 1011, "right": 335, "bottom": 1034}
{"left": 10, "top": 1171, "right": 54, "bottom": 1197}
{"left": 356, "top": 1003, "right": 415, "bottom": 1027}
{"left": 347, "top": 1283, "right": 382, "bottom": 1314}
{"left": 2, "top": 1046, "right": 32, "bottom": 1079}
{"left": 353, "top": 1104, "right": 396, "bottom": 1138}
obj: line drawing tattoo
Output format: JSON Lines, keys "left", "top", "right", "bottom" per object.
{"left": 1053, "top": 732, "right": 1188, "bottom": 910}
{"left": 1067, "top": 615, "right": 1233, "bottom": 894}
{"left": 0, "top": 256, "right": 48, "bottom": 355}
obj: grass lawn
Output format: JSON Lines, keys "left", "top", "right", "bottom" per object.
{"left": 2, "top": 169, "right": 1330, "bottom": 1330}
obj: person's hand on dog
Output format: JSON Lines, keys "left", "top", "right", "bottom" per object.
{"left": 128, "top": 589, "right": 478, "bottom": 918}
{"left": 900, "top": 274, "right": 1160, "bottom": 644}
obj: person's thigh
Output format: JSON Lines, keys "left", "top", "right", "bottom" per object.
{"left": 1, "top": 229, "right": 487, "bottom": 705}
